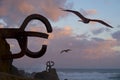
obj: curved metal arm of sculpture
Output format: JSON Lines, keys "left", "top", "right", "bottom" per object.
{"left": 19, "top": 31, "right": 49, "bottom": 58}
{"left": 15, "top": 36, "right": 27, "bottom": 58}
{"left": 0, "top": 29, "right": 48, "bottom": 39}
{"left": 0, "top": 29, "right": 27, "bottom": 59}
{"left": 0, "top": 29, "right": 49, "bottom": 59}
{"left": 19, "top": 14, "right": 52, "bottom": 58}
{"left": 19, "top": 14, "right": 52, "bottom": 33}
{"left": 26, "top": 45, "right": 47, "bottom": 58}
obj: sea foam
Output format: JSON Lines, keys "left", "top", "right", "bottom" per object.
{"left": 57, "top": 70, "right": 119, "bottom": 80}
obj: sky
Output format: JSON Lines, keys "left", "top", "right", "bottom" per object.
{"left": 0, "top": 0, "right": 120, "bottom": 72}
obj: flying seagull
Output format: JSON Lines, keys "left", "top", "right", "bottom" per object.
{"left": 60, "top": 49, "right": 72, "bottom": 54}
{"left": 60, "top": 8, "right": 113, "bottom": 28}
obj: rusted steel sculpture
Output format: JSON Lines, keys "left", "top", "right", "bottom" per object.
{"left": 0, "top": 14, "right": 52, "bottom": 59}
{"left": 0, "top": 14, "right": 52, "bottom": 73}
{"left": 46, "top": 61, "right": 55, "bottom": 72}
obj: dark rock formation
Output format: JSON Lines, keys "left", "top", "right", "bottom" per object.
{"left": 34, "top": 68, "right": 59, "bottom": 80}
{"left": 0, "top": 36, "right": 13, "bottom": 73}
{"left": 11, "top": 65, "right": 20, "bottom": 76}
{"left": 0, "top": 72, "right": 40, "bottom": 80}
{"left": 0, "top": 35, "right": 20, "bottom": 75}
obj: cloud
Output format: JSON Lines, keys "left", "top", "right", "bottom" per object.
{"left": 75, "top": 33, "right": 90, "bottom": 40}
{"left": 91, "top": 28, "right": 105, "bottom": 35}
{"left": 80, "top": 9, "right": 97, "bottom": 16}
{"left": 82, "top": 39, "right": 116, "bottom": 59}
{"left": 86, "top": 9, "right": 97, "bottom": 15}
{"left": 49, "top": 26, "right": 73, "bottom": 39}
{"left": 0, "top": 23, "right": 4, "bottom": 28}
{"left": 12, "top": 26, "right": 120, "bottom": 69}
{"left": 38, "top": 0, "right": 68, "bottom": 21}
{"left": 0, "top": 24, "right": 4, "bottom": 28}
{"left": 18, "top": 1, "right": 35, "bottom": 14}
{"left": 0, "top": 19, "right": 7, "bottom": 27}
{"left": 0, "top": 0, "right": 71, "bottom": 27}
{"left": 117, "top": 25, "right": 120, "bottom": 28}
{"left": 0, "top": 7, "right": 7, "bottom": 16}
{"left": 112, "top": 31, "right": 120, "bottom": 41}
{"left": 46, "top": 30, "right": 119, "bottom": 68}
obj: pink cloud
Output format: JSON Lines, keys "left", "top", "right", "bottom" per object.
{"left": 49, "top": 26, "right": 73, "bottom": 39}
{"left": 18, "top": 1, "right": 35, "bottom": 15}
{"left": 36, "top": 0, "right": 72, "bottom": 21}
{"left": 83, "top": 40, "right": 117, "bottom": 59}
{"left": 79, "top": 9, "right": 97, "bottom": 17}
{"left": 86, "top": 9, "right": 97, "bottom": 15}
{"left": 0, "top": 24, "right": 4, "bottom": 28}
{"left": 0, "top": 0, "right": 71, "bottom": 26}
{"left": 12, "top": 27, "right": 120, "bottom": 69}
{"left": 0, "top": 7, "right": 7, "bottom": 16}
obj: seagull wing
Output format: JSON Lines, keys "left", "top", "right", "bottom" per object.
{"left": 67, "top": 49, "right": 72, "bottom": 51}
{"left": 60, "top": 50, "right": 65, "bottom": 54}
{"left": 61, "top": 9, "right": 87, "bottom": 21}
{"left": 90, "top": 19, "right": 113, "bottom": 28}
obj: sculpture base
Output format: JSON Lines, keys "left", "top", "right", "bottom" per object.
{"left": 34, "top": 68, "right": 60, "bottom": 80}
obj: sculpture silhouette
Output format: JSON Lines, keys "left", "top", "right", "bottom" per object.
{"left": 0, "top": 14, "right": 53, "bottom": 74}
{"left": 46, "top": 61, "right": 55, "bottom": 72}
{"left": 0, "top": 14, "right": 52, "bottom": 59}
{"left": 60, "top": 8, "right": 113, "bottom": 28}
{"left": 0, "top": 35, "right": 13, "bottom": 73}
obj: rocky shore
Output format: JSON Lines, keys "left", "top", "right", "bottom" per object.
{"left": 0, "top": 68, "right": 59, "bottom": 80}
{"left": 0, "top": 72, "right": 39, "bottom": 80}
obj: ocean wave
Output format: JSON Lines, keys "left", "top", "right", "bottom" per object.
{"left": 57, "top": 71, "right": 120, "bottom": 80}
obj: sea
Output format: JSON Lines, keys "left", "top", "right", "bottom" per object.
{"left": 57, "top": 69, "right": 120, "bottom": 80}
